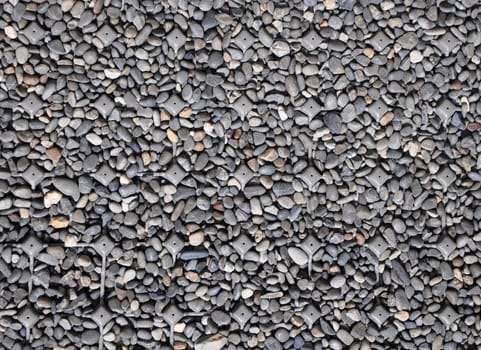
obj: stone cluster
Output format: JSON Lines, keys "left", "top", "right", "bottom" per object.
{"left": 1, "top": 0, "right": 481, "bottom": 349}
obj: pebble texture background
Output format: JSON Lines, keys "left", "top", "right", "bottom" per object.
{"left": 1, "top": 0, "right": 481, "bottom": 349}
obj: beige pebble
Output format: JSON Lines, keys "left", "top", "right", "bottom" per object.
{"left": 80, "top": 275, "right": 91, "bottom": 287}
{"left": 185, "top": 271, "right": 200, "bottom": 282}
{"left": 19, "top": 208, "right": 29, "bottom": 219}
{"left": 363, "top": 47, "right": 374, "bottom": 58}
{"left": 44, "top": 191, "right": 63, "bottom": 208}
{"left": 160, "top": 109, "right": 170, "bottom": 121}
{"left": 179, "top": 107, "right": 192, "bottom": 118}
{"left": 174, "top": 322, "right": 186, "bottom": 333}
{"left": 77, "top": 255, "right": 92, "bottom": 267}
{"left": 291, "top": 315, "right": 304, "bottom": 327}
{"left": 394, "top": 311, "right": 410, "bottom": 321}
{"left": 37, "top": 297, "right": 51, "bottom": 308}
{"left": 311, "top": 325, "right": 323, "bottom": 337}
{"left": 324, "top": 0, "right": 337, "bottom": 9}
{"left": 174, "top": 342, "right": 187, "bottom": 350}
{"left": 167, "top": 129, "right": 179, "bottom": 143}
{"left": 189, "top": 231, "right": 204, "bottom": 246}
{"left": 64, "top": 234, "right": 78, "bottom": 247}
{"left": 260, "top": 148, "right": 278, "bottom": 162}
{"left": 51, "top": 216, "right": 69, "bottom": 228}
{"left": 380, "top": 112, "right": 394, "bottom": 126}
{"left": 46, "top": 147, "right": 62, "bottom": 165}
{"left": 23, "top": 75, "right": 40, "bottom": 85}
{"left": 141, "top": 152, "right": 151, "bottom": 166}
{"left": 193, "top": 142, "right": 204, "bottom": 151}
{"left": 5, "top": 26, "right": 17, "bottom": 39}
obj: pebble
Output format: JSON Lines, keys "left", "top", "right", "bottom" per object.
{"left": 271, "top": 41, "right": 290, "bottom": 57}
{"left": 409, "top": 50, "right": 423, "bottom": 63}
{"left": 4, "top": 26, "right": 17, "bottom": 39}
{"left": 52, "top": 178, "right": 80, "bottom": 201}
{"left": 0, "top": 198, "right": 12, "bottom": 210}
{"left": 15, "top": 46, "right": 29, "bottom": 64}
{"left": 50, "top": 216, "right": 69, "bottom": 229}
{"left": 211, "top": 311, "right": 231, "bottom": 326}
{"left": 330, "top": 275, "right": 346, "bottom": 288}
{"left": 324, "top": 114, "right": 342, "bottom": 134}
{"left": 337, "top": 329, "right": 354, "bottom": 346}
{"left": 288, "top": 247, "right": 308, "bottom": 265}
{"left": 81, "top": 330, "right": 99, "bottom": 345}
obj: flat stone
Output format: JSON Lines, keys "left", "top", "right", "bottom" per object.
{"left": 288, "top": 247, "right": 309, "bottom": 265}
{"left": 323, "top": 113, "right": 342, "bottom": 133}
{"left": 341, "top": 104, "right": 356, "bottom": 122}
{"left": 330, "top": 275, "right": 346, "bottom": 288}
{"left": 392, "top": 218, "right": 406, "bottom": 233}
{"left": 195, "top": 336, "right": 228, "bottom": 350}
{"left": 338, "top": 0, "right": 356, "bottom": 10}
{"left": 0, "top": 198, "right": 12, "bottom": 210}
{"left": 211, "top": 311, "right": 231, "bottom": 326}
{"left": 397, "top": 32, "right": 418, "bottom": 50}
{"left": 81, "top": 330, "right": 99, "bottom": 345}
{"left": 180, "top": 250, "right": 209, "bottom": 260}
{"left": 15, "top": 46, "right": 29, "bottom": 64}
{"left": 52, "top": 178, "right": 80, "bottom": 201}
{"left": 337, "top": 329, "right": 353, "bottom": 346}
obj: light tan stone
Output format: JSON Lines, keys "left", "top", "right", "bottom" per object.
{"left": 51, "top": 216, "right": 69, "bottom": 228}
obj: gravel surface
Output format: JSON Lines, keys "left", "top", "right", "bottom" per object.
{"left": 1, "top": 0, "right": 481, "bottom": 349}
